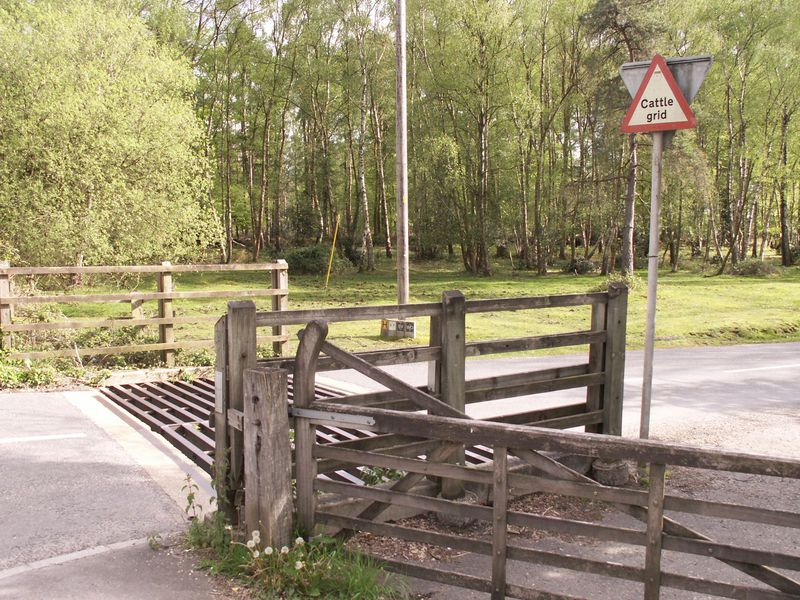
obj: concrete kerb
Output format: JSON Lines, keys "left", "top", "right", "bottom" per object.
{"left": 63, "top": 390, "right": 215, "bottom": 514}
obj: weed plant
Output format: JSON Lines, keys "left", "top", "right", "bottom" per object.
{"left": 181, "top": 475, "right": 407, "bottom": 599}
{"left": 0, "top": 352, "right": 60, "bottom": 388}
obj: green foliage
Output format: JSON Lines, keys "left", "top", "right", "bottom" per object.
{"left": 591, "top": 272, "right": 643, "bottom": 292}
{"left": 198, "top": 530, "right": 408, "bottom": 600}
{"left": 72, "top": 327, "right": 162, "bottom": 367}
{"left": 562, "top": 259, "right": 598, "bottom": 275}
{"left": 0, "top": 0, "right": 220, "bottom": 266}
{"left": 181, "top": 470, "right": 407, "bottom": 599}
{"left": 176, "top": 349, "right": 215, "bottom": 367}
{"left": 359, "top": 466, "right": 406, "bottom": 486}
{"left": 0, "top": 354, "right": 59, "bottom": 389}
{"left": 730, "top": 259, "right": 779, "bottom": 277}
{"left": 284, "top": 246, "right": 353, "bottom": 276}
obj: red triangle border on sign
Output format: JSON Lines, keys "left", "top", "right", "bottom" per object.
{"left": 620, "top": 54, "right": 696, "bottom": 134}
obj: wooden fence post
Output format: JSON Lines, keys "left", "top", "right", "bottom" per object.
{"left": 427, "top": 313, "right": 441, "bottom": 395}
{"left": 603, "top": 283, "right": 628, "bottom": 436}
{"left": 226, "top": 300, "right": 257, "bottom": 516}
{"left": 130, "top": 298, "right": 144, "bottom": 330}
{"left": 585, "top": 298, "right": 608, "bottom": 434}
{"left": 213, "top": 315, "right": 236, "bottom": 522}
{"left": 243, "top": 367, "right": 292, "bottom": 547}
{"left": 440, "top": 290, "right": 465, "bottom": 499}
{"left": 0, "top": 261, "right": 11, "bottom": 350}
{"left": 644, "top": 463, "right": 666, "bottom": 599}
{"left": 158, "top": 261, "right": 175, "bottom": 366}
{"left": 271, "top": 259, "right": 289, "bottom": 357}
{"left": 491, "top": 446, "right": 509, "bottom": 600}
{"left": 293, "top": 320, "right": 328, "bottom": 538}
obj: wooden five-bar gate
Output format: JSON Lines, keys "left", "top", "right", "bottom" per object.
{"left": 215, "top": 286, "right": 800, "bottom": 600}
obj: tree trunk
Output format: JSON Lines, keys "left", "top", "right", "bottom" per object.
{"left": 254, "top": 110, "right": 270, "bottom": 261}
{"left": 779, "top": 107, "right": 793, "bottom": 266}
{"left": 369, "top": 93, "right": 392, "bottom": 258}
{"left": 621, "top": 133, "right": 638, "bottom": 274}
{"left": 357, "top": 45, "right": 374, "bottom": 271}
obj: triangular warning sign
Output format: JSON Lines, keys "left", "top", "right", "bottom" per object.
{"left": 621, "top": 55, "right": 696, "bottom": 133}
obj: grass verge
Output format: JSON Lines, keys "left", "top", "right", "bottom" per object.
{"left": 4, "top": 255, "right": 800, "bottom": 384}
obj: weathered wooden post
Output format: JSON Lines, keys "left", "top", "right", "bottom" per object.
{"left": 603, "top": 283, "right": 628, "bottom": 436}
{"left": 158, "top": 261, "right": 175, "bottom": 366}
{"left": 213, "top": 315, "right": 235, "bottom": 522}
{"left": 130, "top": 297, "right": 145, "bottom": 331}
{"left": 293, "top": 320, "right": 328, "bottom": 538}
{"left": 426, "top": 312, "right": 441, "bottom": 395}
{"left": 644, "top": 462, "right": 666, "bottom": 599}
{"left": 224, "top": 300, "right": 257, "bottom": 518}
{"left": 585, "top": 297, "right": 608, "bottom": 434}
{"left": 586, "top": 283, "right": 628, "bottom": 436}
{"left": 0, "top": 261, "right": 11, "bottom": 350}
{"left": 271, "top": 259, "right": 289, "bottom": 357}
{"left": 490, "top": 446, "right": 508, "bottom": 600}
{"left": 243, "top": 367, "right": 292, "bottom": 547}
{"left": 440, "top": 290, "right": 465, "bottom": 499}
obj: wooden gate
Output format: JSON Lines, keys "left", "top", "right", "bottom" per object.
{"left": 215, "top": 287, "right": 800, "bottom": 599}
{"left": 214, "top": 286, "right": 628, "bottom": 521}
{"left": 288, "top": 321, "right": 800, "bottom": 600}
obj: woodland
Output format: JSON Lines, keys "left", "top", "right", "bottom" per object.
{"left": 0, "top": 0, "right": 798, "bottom": 276}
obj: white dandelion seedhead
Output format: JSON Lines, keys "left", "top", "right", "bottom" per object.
{"left": 246, "top": 540, "right": 256, "bottom": 549}
{"left": 251, "top": 530, "right": 261, "bottom": 541}
{"left": 294, "top": 537, "right": 305, "bottom": 546}
{"left": 295, "top": 561, "right": 304, "bottom": 570}
{"left": 280, "top": 546, "right": 289, "bottom": 554}
{"left": 264, "top": 546, "right": 274, "bottom": 555}
{"left": 252, "top": 550, "right": 260, "bottom": 558}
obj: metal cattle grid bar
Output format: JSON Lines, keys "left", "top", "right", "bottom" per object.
{"left": 100, "top": 377, "right": 495, "bottom": 478}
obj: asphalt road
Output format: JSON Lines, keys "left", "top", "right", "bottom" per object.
{"left": 319, "top": 341, "right": 800, "bottom": 456}
{"left": 0, "top": 342, "right": 796, "bottom": 599}
{"left": 0, "top": 391, "right": 219, "bottom": 599}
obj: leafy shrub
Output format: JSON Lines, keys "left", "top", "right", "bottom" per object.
{"left": 0, "top": 355, "right": 59, "bottom": 388}
{"left": 562, "top": 258, "right": 597, "bottom": 274}
{"left": 74, "top": 326, "right": 161, "bottom": 367}
{"left": 176, "top": 348, "right": 214, "bottom": 367}
{"left": 731, "top": 259, "right": 779, "bottom": 277}
{"left": 589, "top": 272, "right": 642, "bottom": 293}
{"left": 200, "top": 530, "right": 407, "bottom": 599}
{"left": 21, "top": 364, "right": 59, "bottom": 387}
{"left": 285, "top": 245, "right": 353, "bottom": 276}
{"left": 359, "top": 466, "right": 406, "bottom": 485}
{"left": 0, "top": 362, "right": 23, "bottom": 388}
{"left": 789, "top": 245, "right": 800, "bottom": 265}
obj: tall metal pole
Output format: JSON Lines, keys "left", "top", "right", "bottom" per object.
{"left": 640, "top": 131, "right": 664, "bottom": 439}
{"left": 395, "top": 0, "right": 410, "bottom": 305}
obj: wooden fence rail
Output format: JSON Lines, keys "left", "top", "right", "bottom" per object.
{"left": 0, "top": 260, "right": 288, "bottom": 365}
{"left": 286, "top": 323, "right": 800, "bottom": 600}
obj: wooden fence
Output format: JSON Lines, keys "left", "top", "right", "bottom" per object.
{"left": 214, "top": 285, "right": 627, "bottom": 529}
{"left": 283, "top": 320, "right": 800, "bottom": 600}
{"left": 0, "top": 261, "right": 288, "bottom": 365}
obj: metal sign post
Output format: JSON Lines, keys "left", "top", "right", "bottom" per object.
{"left": 395, "top": 0, "right": 409, "bottom": 305}
{"left": 640, "top": 130, "right": 664, "bottom": 440}
{"left": 619, "top": 55, "right": 711, "bottom": 439}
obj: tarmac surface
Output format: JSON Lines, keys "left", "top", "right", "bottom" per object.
{"left": 0, "top": 390, "right": 219, "bottom": 599}
{"left": 0, "top": 342, "right": 798, "bottom": 599}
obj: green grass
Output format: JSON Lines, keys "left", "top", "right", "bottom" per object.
{"left": 12, "top": 254, "right": 800, "bottom": 366}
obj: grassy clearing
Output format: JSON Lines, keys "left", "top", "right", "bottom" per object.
{"left": 8, "top": 255, "right": 800, "bottom": 373}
